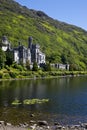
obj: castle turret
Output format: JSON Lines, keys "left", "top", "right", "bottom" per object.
{"left": 2, "top": 36, "right": 8, "bottom": 44}
{"left": 28, "top": 36, "right": 33, "bottom": 50}
{"left": 2, "top": 36, "right": 9, "bottom": 51}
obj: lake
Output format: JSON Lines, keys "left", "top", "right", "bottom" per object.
{"left": 0, "top": 76, "right": 87, "bottom": 125}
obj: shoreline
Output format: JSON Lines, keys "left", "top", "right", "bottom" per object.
{"left": 0, "top": 120, "right": 87, "bottom": 130}
{"left": 0, "top": 72, "right": 87, "bottom": 82}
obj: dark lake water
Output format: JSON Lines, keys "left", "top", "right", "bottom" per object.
{"left": 0, "top": 76, "right": 87, "bottom": 125}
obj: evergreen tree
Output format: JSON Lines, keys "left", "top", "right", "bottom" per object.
{"left": 44, "top": 63, "right": 51, "bottom": 71}
{"left": 32, "top": 62, "right": 38, "bottom": 71}
{"left": 0, "top": 48, "right": 6, "bottom": 69}
{"left": 5, "top": 51, "right": 13, "bottom": 66}
{"left": 26, "top": 60, "right": 30, "bottom": 70}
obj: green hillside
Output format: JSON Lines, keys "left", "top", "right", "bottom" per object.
{"left": 0, "top": 0, "right": 87, "bottom": 70}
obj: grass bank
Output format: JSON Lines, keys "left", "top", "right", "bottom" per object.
{"left": 0, "top": 67, "right": 87, "bottom": 81}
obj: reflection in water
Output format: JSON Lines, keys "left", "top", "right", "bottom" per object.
{"left": 0, "top": 77, "right": 87, "bottom": 124}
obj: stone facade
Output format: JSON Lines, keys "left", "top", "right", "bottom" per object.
{"left": 13, "top": 45, "right": 31, "bottom": 64}
{"left": 28, "top": 37, "right": 45, "bottom": 65}
{"left": 1, "top": 36, "right": 45, "bottom": 66}
{"left": 50, "top": 63, "right": 69, "bottom": 70}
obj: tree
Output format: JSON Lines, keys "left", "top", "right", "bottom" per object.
{"left": 0, "top": 48, "right": 6, "bottom": 69}
{"left": 5, "top": 51, "right": 13, "bottom": 66}
{"left": 43, "top": 63, "right": 51, "bottom": 71}
{"left": 47, "top": 54, "right": 55, "bottom": 63}
{"left": 69, "top": 64, "right": 79, "bottom": 71}
{"left": 61, "top": 54, "right": 67, "bottom": 64}
{"left": 26, "top": 60, "right": 30, "bottom": 70}
{"left": 32, "top": 62, "right": 38, "bottom": 71}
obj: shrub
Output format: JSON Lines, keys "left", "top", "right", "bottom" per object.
{"left": 3, "top": 73, "right": 10, "bottom": 79}
{"left": 5, "top": 65, "right": 10, "bottom": 71}
{"left": 32, "top": 62, "right": 38, "bottom": 71}
{"left": 43, "top": 63, "right": 51, "bottom": 71}
{"left": 12, "top": 63, "right": 23, "bottom": 71}
{"left": 16, "top": 65, "right": 23, "bottom": 71}
{"left": 9, "top": 71, "right": 17, "bottom": 78}
{"left": 0, "top": 72, "right": 3, "bottom": 79}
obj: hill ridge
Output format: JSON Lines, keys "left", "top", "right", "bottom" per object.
{"left": 0, "top": 0, "right": 87, "bottom": 70}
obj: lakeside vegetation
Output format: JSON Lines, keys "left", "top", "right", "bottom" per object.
{"left": 0, "top": 64, "right": 87, "bottom": 80}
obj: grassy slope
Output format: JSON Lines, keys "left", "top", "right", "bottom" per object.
{"left": 0, "top": 0, "right": 87, "bottom": 70}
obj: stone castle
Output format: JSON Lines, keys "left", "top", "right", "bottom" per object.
{"left": 1, "top": 36, "right": 69, "bottom": 70}
{"left": 1, "top": 36, "right": 46, "bottom": 66}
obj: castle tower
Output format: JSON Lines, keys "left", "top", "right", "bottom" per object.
{"left": 2, "top": 36, "right": 9, "bottom": 51}
{"left": 28, "top": 36, "right": 33, "bottom": 50}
